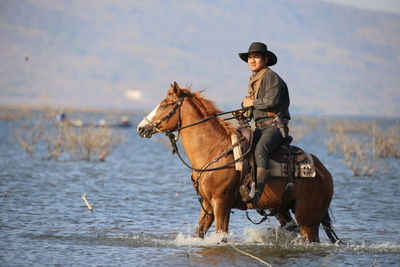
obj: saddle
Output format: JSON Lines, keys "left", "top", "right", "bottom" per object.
{"left": 234, "top": 127, "right": 316, "bottom": 189}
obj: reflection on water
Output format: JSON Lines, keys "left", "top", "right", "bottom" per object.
{"left": 1, "top": 115, "right": 399, "bottom": 266}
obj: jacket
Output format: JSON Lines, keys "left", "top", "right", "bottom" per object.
{"left": 252, "top": 69, "right": 291, "bottom": 123}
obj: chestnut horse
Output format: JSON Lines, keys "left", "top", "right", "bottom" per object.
{"left": 137, "top": 82, "right": 339, "bottom": 243}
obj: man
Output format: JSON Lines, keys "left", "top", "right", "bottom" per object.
{"left": 238, "top": 42, "right": 291, "bottom": 202}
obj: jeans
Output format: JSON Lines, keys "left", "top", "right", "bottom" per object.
{"left": 254, "top": 125, "right": 283, "bottom": 169}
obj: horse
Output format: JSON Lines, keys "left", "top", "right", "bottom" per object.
{"left": 137, "top": 82, "right": 339, "bottom": 243}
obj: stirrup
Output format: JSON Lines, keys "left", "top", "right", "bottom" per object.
{"left": 239, "top": 182, "right": 255, "bottom": 202}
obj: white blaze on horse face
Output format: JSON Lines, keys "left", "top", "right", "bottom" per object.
{"left": 137, "top": 104, "right": 160, "bottom": 132}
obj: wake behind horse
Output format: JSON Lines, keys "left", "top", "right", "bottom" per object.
{"left": 137, "top": 82, "right": 339, "bottom": 243}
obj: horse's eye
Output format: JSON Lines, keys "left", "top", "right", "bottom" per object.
{"left": 159, "top": 101, "right": 169, "bottom": 108}
{"left": 160, "top": 99, "right": 175, "bottom": 108}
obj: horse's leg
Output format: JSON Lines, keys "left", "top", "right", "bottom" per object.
{"left": 295, "top": 188, "right": 326, "bottom": 242}
{"left": 295, "top": 201, "right": 323, "bottom": 242}
{"left": 194, "top": 204, "right": 214, "bottom": 238}
{"left": 212, "top": 199, "right": 231, "bottom": 242}
{"left": 275, "top": 209, "right": 299, "bottom": 233}
{"left": 295, "top": 157, "right": 333, "bottom": 243}
{"left": 299, "top": 224, "right": 320, "bottom": 243}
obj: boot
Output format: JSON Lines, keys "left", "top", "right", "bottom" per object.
{"left": 239, "top": 167, "right": 270, "bottom": 202}
{"left": 253, "top": 167, "right": 270, "bottom": 202}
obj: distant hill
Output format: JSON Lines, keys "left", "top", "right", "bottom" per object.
{"left": 0, "top": 0, "right": 399, "bottom": 116}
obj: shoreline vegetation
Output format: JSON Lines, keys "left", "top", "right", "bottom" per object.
{"left": 0, "top": 104, "right": 140, "bottom": 121}
{"left": 2, "top": 105, "right": 399, "bottom": 175}
{"left": 325, "top": 119, "right": 399, "bottom": 176}
{"left": 1, "top": 105, "right": 399, "bottom": 120}
{"left": 2, "top": 105, "right": 130, "bottom": 161}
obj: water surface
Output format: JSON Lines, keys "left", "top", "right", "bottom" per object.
{"left": 1, "top": 115, "right": 399, "bottom": 266}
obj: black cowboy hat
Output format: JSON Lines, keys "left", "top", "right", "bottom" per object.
{"left": 239, "top": 42, "right": 277, "bottom": 66}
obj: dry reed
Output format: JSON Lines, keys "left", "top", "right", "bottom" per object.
{"left": 325, "top": 119, "right": 399, "bottom": 176}
{"left": 327, "top": 119, "right": 374, "bottom": 134}
{"left": 11, "top": 108, "right": 124, "bottom": 161}
{"left": 342, "top": 143, "right": 376, "bottom": 176}
{"left": 372, "top": 125, "right": 400, "bottom": 158}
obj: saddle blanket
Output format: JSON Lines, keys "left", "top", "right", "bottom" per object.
{"left": 270, "top": 151, "right": 316, "bottom": 178}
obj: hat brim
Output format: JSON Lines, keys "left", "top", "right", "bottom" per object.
{"left": 239, "top": 51, "right": 277, "bottom": 66}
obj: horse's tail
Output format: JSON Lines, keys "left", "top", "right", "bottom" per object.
{"left": 322, "top": 211, "right": 345, "bottom": 244}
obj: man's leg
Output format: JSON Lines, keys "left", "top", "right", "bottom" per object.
{"left": 255, "top": 125, "right": 283, "bottom": 169}
{"left": 253, "top": 125, "right": 283, "bottom": 198}
{"left": 240, "top": 125, "right": 282, "bottom": 202}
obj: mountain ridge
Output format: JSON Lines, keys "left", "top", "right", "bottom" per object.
{"left": 0, "top": 0, "right": 399, "bottom": 116}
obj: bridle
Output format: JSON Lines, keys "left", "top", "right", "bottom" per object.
{"left": 143, "top": 92, "right": 189, "bottom": 136}
{"left": 144, "top": 91, "right": 248, "bottom": 139}
{"left": 143, "top": 91, "right": 252, "bottom": 172}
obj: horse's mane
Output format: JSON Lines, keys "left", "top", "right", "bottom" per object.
{"left": 183, "top": 88, "right": 236, "bottom": 138}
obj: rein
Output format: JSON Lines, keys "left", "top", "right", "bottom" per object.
{"left": 147, "top": 92, "right": 254, "bottom": 218}
{"left": 166, "top": 108, "right": 247, "bottom": 134}
{"left": 148, "top": 91, "right": 252, "bottom": 172}
{"left": 166, "top": 131, "right": 252, "bottom": 173}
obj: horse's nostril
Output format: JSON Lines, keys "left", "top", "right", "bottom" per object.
{"left": 137, "top": 126, "right": 152, "bottom": 138}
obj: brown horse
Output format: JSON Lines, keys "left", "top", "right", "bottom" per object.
{"left": 137, "top": 82, "right": 338, "bottom": 243}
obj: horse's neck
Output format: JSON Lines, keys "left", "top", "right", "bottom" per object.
{"left": 179, "top": 101, "right": 232, "bottom": 168}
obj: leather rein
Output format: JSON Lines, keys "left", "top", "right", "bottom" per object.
{"left": 145, "top": 92, "right": 253, "bottom": 173}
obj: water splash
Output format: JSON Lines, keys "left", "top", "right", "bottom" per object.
{"left": 174, "top": 232, "right": 232, "bottom": 247}
{"left": 344, "top": 241, "right": 400, "bottom": 254}
{"left": 243, "top": 226, "right": 299, "bottom": 245}
{"left": 23, "top": 226, "right": 400, "bottom": 255}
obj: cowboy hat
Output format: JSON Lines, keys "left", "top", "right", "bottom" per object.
{"left": 239, "top": 42, "right": 277, "bottom": 66}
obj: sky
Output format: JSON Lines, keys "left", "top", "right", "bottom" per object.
{"left": 326, "top": 0, "right": 400, "bottom": 14}
{"left": 0, "top": 0, "right": 399, "bottom": 116}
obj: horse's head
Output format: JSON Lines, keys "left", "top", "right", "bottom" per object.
{"left": 137, "top": 82, "right": 189, "bottom": 138}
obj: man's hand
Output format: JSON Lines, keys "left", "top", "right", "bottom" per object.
{"left": 242, "top": 97, "right": 254, "bottom": 108}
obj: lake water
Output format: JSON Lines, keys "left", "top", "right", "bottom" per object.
{"left": 1, "top": 113, "right": 399, "bottom": 266}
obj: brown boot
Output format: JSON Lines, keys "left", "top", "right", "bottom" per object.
{"left": 253, "top": 167, "right": 270, "bottom": 201}
{"left": 239, "top": 167, "right": 270, "bottom": 203}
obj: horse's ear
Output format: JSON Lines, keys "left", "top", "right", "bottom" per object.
{"left": 171, "top": 81, "right": 181, "bottom": 96}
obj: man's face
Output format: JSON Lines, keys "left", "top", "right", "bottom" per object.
{"left": 247, "top": 52, "right": 268, "bottom": 72}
